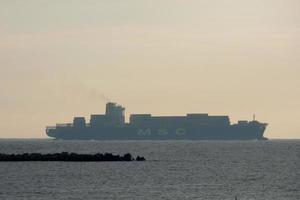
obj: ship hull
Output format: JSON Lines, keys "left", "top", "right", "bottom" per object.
{"left": 46, "top": 124, "right": 267, "bottom": 140}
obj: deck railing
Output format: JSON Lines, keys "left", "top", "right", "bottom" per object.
{"left": 46, "top": 123, "right": 91, "bottom": 130}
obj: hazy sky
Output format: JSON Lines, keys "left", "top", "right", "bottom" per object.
{"left": 0, "top": 0, "right": 299, "bottom": 138}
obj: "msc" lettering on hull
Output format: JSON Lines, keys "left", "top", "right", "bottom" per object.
{"left": 137, "top": 128, "right": 186, "bottom": 136}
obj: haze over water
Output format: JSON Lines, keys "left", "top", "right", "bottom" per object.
{"left": 0, "top": 1, "right": 299, "bottom": 200}
{"left": 0, "top": 0, "right": 300, "bottom": 139}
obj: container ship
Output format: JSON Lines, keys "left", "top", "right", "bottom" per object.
{"left": 46, "top": 102, "right": 268, "bottom": 140}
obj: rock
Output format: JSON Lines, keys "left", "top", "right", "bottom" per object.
{"left": 135, "top": 156, "right": 146, "bottom": 161}
{"left": 0, "top": 152, "right": 146, "bottom": 162}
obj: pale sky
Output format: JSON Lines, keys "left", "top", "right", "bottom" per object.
{"left": 0, "top": 0, "right": 299, "bottom": 139}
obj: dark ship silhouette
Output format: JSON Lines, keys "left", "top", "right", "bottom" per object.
{"left": 46, "top": 102, "right": 268, "bottom": 140}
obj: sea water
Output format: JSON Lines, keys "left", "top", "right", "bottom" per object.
{"left": 0, "top": 139, "right": 299, "bottom": 200}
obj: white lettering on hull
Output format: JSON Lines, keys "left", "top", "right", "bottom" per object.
{"left": 137, "top": 128, "right": 186, "bottom": 136}
{"left": 175, "top": 128, "right": 186, "bottom": 135}
{"left": 137, "top": 129, "right": 152, "bottom": 136}
{"left": 157, "top": 129, "right": 168, "bottom": 136}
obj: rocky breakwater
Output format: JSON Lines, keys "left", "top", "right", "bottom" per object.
{"left": 0, "top": 152, "right": 146, "bottom": 162}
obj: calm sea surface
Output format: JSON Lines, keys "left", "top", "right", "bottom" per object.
{"left": 0, "top": 139, "right": 299, "bottom": 200}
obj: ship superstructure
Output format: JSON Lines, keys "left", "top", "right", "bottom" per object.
{"left": 46, "top": 102, "right": 267, "bottom": 140}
